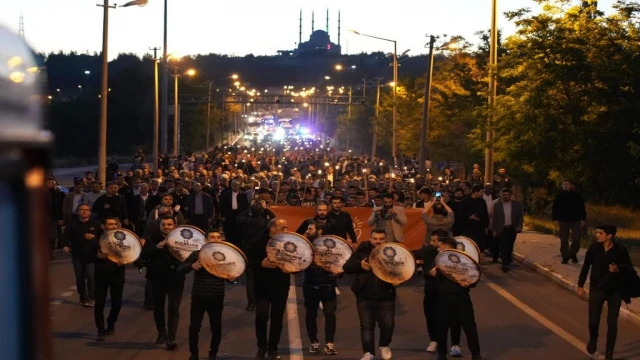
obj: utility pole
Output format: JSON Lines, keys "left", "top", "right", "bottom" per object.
{"left": 97, "top": 0, "right": 116, "bottom": 185}
{"left": 150, "top": 46, "right": 160, "bottom": 171}
{"left": 161, "top": 0, "right": 169, "bottom": 154}
{"left": 485, "top": 0, "right": 498, "bottom": 185}
{"left": 392, "top": 41, "right": 398, "bottom": 167}
{"left": 206, "top": 82, "right": 212, "bottom": 150}
{"left": 173, "top": 67, "right": 179, "bottom": 156}
{"left": 372, "top": 78, "right": 380, "bottom": 159}
{"left": 419, "top": 35, "right": 437, "bottom": 176}
{"left": 347, "top": 85, "right": 352, "bottom": 151}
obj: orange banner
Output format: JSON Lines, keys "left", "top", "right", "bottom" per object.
{"left": 270, "top": 206, "right": 427, "bottom": 250}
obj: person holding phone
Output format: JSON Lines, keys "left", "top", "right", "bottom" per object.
{"left": 577, "top": 224, "right": 634, "bottom": 360}
{"left": 422, "top": 197, "right": 455, "bottom": 239}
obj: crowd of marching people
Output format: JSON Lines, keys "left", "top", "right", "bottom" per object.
{"left": 45, "top": 136, "right": 637, "bottom": 360}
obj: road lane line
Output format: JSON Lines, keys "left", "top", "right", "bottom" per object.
{"left": 287, "top": 275, "right": 304, "bottom": 360}
{"left": 60, "top": 292, "right": 74, "bottom": 297}
{"left": 484, "top": 278, "right": 590, "bottom": 356}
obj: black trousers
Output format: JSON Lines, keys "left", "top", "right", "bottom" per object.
{"left": 588, "top": 290, "right": 622, "bottom": 354}
{"left": 424, "top": 289, "right": 460, "bottom": 344}
{"left": 144, "top": 279, "right": 153, "bottom": 307}
{"left": 254, "top": 280, "right": 289, "bottom": 351}
{"left": 559, "top": 221, "right": 582, "bottom": 260}
{"left": 357, "top": 297, "right": 395, "bottom": 354}
{"left": 151, "top": 278, "right": 185, "bottom": 340}
{"left": 488, "top": 233, "right": 500, "bottom": 260}
{"left": 94, "top": 268, "right": 125, "bottom": 331}
{"left": 498, "top": 226, "right": 517, "bottom": 266}
{"left": 245, "top": 268, "right": 256, "bottom": 304}
{"left": 189, "top": 296, "right": 224, "bottom": 356}
{"left": 436, "top": 292, "right": 480, "bottom": 356}
{"left": 303, "top": 286, "right": 337, "bottom": 343}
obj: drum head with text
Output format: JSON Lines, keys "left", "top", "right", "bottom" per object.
{"left": 368, "top": 242, "right": 416, "bottom": 286}
{"left": 312, "top": 235, "right": 353, "bottom": 274}
{"left": 199, "top": 241, "right": 247, "bottom": 281}
{"left": 267, "top": 232, "right": 314, "bottom": 273}
{"left": 435, "top": 249, "right": 481, "bottom": 286}
{"left": 167, "top": 226, "right": 207, "bottom": 262}
{"left": 453, "top": 236, "right": 481, "bottom": 264}
{"left": 100, "top": 228, "right": 142, "bottom": 265}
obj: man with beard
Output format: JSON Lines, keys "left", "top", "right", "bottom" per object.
{"left": 142, "top": 216, "right": 185, "bottom": 350}
{"left": 459, "top": 185, "right": 489, "bottom": 253}
{"left": 447, "top": 188, "right": 466, "bottom": 236}
{"left": 367, "top": 193, "right": 407, "bottom": 243}
{"left": 343, "top": 229, "right": 396, "bottom": 360}
{"left": 92, "top": 182, "right": 130, "bottom": 228}
{"left": 327, "top": 196, "right": 358, "bottom": 246}
{"left": 94, "top": 217, "right": 126, "bottom": 341}
{"left": 302, "top": 222, "right": 339, "bottom": 355}
{"left": 246, "top": 218, "right": 290, "bottom": 359}
{"left": 296, "top": 202, "right": 333, "bottom": 236}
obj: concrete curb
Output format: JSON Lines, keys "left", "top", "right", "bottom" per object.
{"left": 512, "top": 251, "right": 640, "bottom": 328}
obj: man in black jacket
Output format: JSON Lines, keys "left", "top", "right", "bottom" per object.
{"left": 62, "top": 204, "right": 102, "bottom": 307}
{"left": 343, "top": 228, "right": 395, "bottom": 360}
{"left": 94, "top": 216, "right": 126, "bottom": 341}
{"left": 92, "top": 182, "right": 130, "bottom": 228}
{"left": 431, "top": 237, "right": 483, "bottom": 360}
{"left": 577, "top": 224, "right": 633, "bottom": 360}
{"left": 327, "top": 196, "right": 358, "bottom": 246}
{"left": 237, "top": 200, "right": 276, "bottom": 311}
{"left": 178, "top": 231, "right": 227, "bottom": 360}
{"left": 295, "top": 202, "right": 333, "bottom": 236}
{"left": 142, "top": 216, "right": 185, "bottom": 350}
{"left": 413, "top": 229, "right": 463, "bottom": 355}
{"left": 302, "top": 221, "right": 339, "bottom": 356}
{"left": 552, "top": 180, "right": 587, "bottom": 264}
{"left": 246, "top": 218, "right": 290, "bottom": 359}
{"left": 459, "top": 185, "right": 489, "bottom": 253}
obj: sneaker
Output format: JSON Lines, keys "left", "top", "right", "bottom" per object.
{"left": 561, "top": 258, "right": 569, "bottom": 264}
{"left": 155, "top": 333, "right": 167, "bottom": 345}
{"left": 380, "top": 346, "right": 392, "bottom": 360}
{"left": 84, "top": 300, "right": 95, "bottom": 307}
{"left": 96, "top": 331, "right": 106, "bottom": 342}
{"left": 106, "top": 323, "right": 115, "bottom": 336}
{"left": 426, "top": 341, "right": 438, "bottom": 353}
{"left": 360, "top": 353, "right": 374, "bottom": 360}
{"left": 309, "top": 342, "right": 320, "bottom": 354}
{"left": 571, "top": 255, "right": 579, "bottom": 264}
{"left": 166, "top": 340, "right": 178, "bottom": 351}
{"left": 324, "top": 343, "right": 337, "bottom": 355}
{"left": 267, "top": 350, "right": 280, "bottom": 359}
{"left": 450, "top": 345, "right": 462, "bottom": 357}
{"left": 79, "top": 299, "right": 86, "bottom": 306}
{"left": 586, "top": 340, "right": 597, "bottom": 355}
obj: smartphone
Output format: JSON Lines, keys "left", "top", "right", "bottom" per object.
{"left": 435, "top": 191, "right": 442, "bottom": 199}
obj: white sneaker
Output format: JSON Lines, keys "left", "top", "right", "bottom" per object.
{"left": 360, "top": 352, "right": 375, "bottom": 360}
{"left": 426, "top": 341, "right": 438, "bottom": 352}
{"left": 380, "top": 346, "right": 392, "bottom": 360}
{"left": 451, "top": 345, "right": 462, "bottom": 357}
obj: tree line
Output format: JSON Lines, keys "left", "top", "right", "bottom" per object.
{"left": 43, "top": 0, "right": 640, "bottom": 206}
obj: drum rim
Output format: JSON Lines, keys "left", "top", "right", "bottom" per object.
{"left": 200, "top": 240, "right": 248, "bottom": 264}
{"left": 101, "top": 228, "right": 142, "bottom": 264}
{"left": 368, "top": 241, "right": 417, "bottom": 284}
{"left": 270, "top": 231, "right": 314, "bottom": 251}
{"left": 435, "top": 249, "right": 482, "bottom": 284}
{"left": 312, "top": 234, "right": 353, "bottom": 274}
{"left": 453, "top": 236, "right": 481, "bottom": 261}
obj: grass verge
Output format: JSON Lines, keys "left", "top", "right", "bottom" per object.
{"left": 525, "top": 204, "right": 640, "bottom": 265}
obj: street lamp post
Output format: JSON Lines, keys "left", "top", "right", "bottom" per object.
{"left": 152, "top": 56, "right": 159, "bottom": 171}
{"left": 485, "top": 0, "right": 498, "bottom": 185}
{"left": 349, "top": 30, "right": 401, "bottom": 165}
{"left": 161, "top": 0, "right": 169, "bottom": 155}
{"left": 97, "top": 0, "right": 116, "bottom": 185}
{"left": 171, "top": 68, "right": 196, "bottom": 156}
{"left": 419, "top": 35, "right": 437, "bottom": 176}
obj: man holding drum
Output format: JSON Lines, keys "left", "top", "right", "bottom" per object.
{"left": 142, "top": 216, "right": 185, "bottom": 351}
{"left": 94, "top": 216, "right": 125, "bottom": 341}
{"left": 178, "top": 231, "right": 226, "bottom": 360}
{"left": 343, "top": 228, "right": 396, "bottom": 360}
{"left": 302, "top": 221, "right": 339, "bottom": 355}
{"left": 246, "top": 218, "right": 290, "bottom": 359}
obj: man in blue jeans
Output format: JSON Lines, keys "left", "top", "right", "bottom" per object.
{"left": 62, "top": 203, "right": 101, "bottom": 307}
{"left": 343, "top": 228, "right": 395, "bottom": 360}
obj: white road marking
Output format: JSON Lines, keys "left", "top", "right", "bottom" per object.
{"left": 335, "top": 287, "right": 341, "bottom": 295}
{"left": 287, "top": 275, "right": 304, "bottom": 360}
{"left": 60, "top": 292, "right": 74, "bottom": 297}
{"left": 484, "top": 278, "right": 590, "bottom": 356}
{"left": 70, "top": 286, "right": 77, "bottom": 290}
{"left": 319, "top": 302, "right": 323, "bottom": 310}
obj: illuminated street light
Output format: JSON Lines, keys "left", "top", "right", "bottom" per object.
{"left": 231, "top": 74, "right": 239, "bottom": 79}
{"left": 335, "top": 64, "right": 343, "bottom": 71}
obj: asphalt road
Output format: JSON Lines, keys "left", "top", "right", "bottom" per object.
{"left": 49, "top": 254, "right": 640, "bottom": 360}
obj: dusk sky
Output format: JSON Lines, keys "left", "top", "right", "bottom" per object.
{"left": 3, "top": 0, "right": 615, "bottom": 59}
